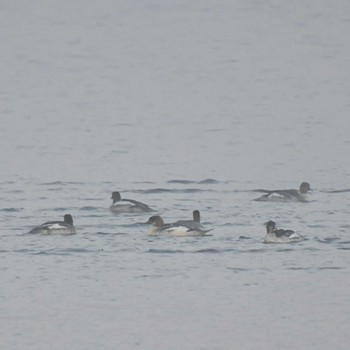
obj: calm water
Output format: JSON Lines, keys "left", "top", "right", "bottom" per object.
{"left": 1, "top": 1, "right": 350, "bottom": 349}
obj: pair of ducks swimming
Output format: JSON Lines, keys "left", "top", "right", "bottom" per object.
{"left": 28, "top": 209, "right": 209, "bottom": 237}
{"left": 28, "top": 183, "right": 310, "bottom": 243}
{"left": 255, "top": 182, "right": 309, "bottom": 242}
{"left": 145, "top": 216, "right": 304, "bottom": 242}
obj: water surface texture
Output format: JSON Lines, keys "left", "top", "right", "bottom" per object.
{"left": 1, "top": 1, "right": 350, "bottom": 350}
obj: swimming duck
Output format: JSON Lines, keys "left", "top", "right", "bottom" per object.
{"left": 109, "top": 191, "right": 154, "bottom": 213}
{"left": 28, "top": 214, "right": 76, "bottom": 235}
{"left": 263, "top": 220, "right": 303, "bottom": 243}
{"left": 254, "top": 182, "right": 312, "bottom": 202}
{"left": 146, "top": 215, "right": 212, "bottom": 237}
{"left": 173, "top": 210, "right": 203, "bottom": 229}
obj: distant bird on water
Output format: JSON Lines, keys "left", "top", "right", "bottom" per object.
{"left": 28, "top": 214, "right": 76, "bottom": 235}
{"left": 253, "top": 182, "right": 312, "bottom": 202}
{"left": 146, "top": 215, "right": 212, "bottom": 237}
{"left": 109, "top": 191, "right": 154, "bottom": 213}
{"left": 263, "top": 220, "right": 303, "bottom": 243}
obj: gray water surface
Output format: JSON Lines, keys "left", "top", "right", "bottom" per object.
{"left": 1, "top": 1, "right": 350, "bottom": 349}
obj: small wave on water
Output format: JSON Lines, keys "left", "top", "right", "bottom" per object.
{"left": 194, "top": 248, "right": 236, "bottom": 253}
{"left": 167, "top": 178, "right": 221, "bottom": 185}
{"left": 227, "top": 267, "right": 251, "bottom": 272}
{"left": 322, "top": 189, "right": 350, "bottom": 193}
{"left": 37, "top": 207, "right": 76, "bottom": 212}
{"left": 147, "top": 248, "right": 184, "bottom": 254}
{"left": 337, "top": 241, "right": 350, "bottom": 245}
{"left": 39, "top": 181, "right": 85, "bottom": 186}
{"left": 54, "top": 207, "right": 76, "bottom": 212}
{"left": 79, "top": 206, "right": 103, "bottom": 211}
{"left": 1, "top": 189, "right": 24, "bottom": 194}
{"left": 314, "top": 237, "right": 341, "bottom": 244}
{"left": 96, "top": 231, "right": 128, "bottom": 235}
{"left": 147, "top": 247, "right": 237, "bottom": 254}
{"left": 128, "top": 179, "right": 222, "bottom": 194}
{"left": 238, "top": 235, "right": 253, "bottom": 240}
{"left": 96, "top": 231, "right": 115, "bottom": 236}
{"left": 286, "top": 266, "right": 344, "bottom": 271}
{"left": 240, "top": 248, "right": 268, "bottom": 253}
{"left": 135, "top": 188, "right": 212, "bottom": 194}
{"left": 12, "top": 248, "right": 38, "bottom": 254}
{"left": 335, "top": 240, "right": 350, "bottom": 250}
{"left": 32, "top": 247, "right": 99, "bottom": 255}
{"left": 275, "top": 247, "right": 297, "bottom": 252}
{"left": 199, "top": 179, "right": 221, "bottom": 184}
{"left": 79, "top": 213, "right": 106, "bottom": 219}
{"left": 0, "top": 207, "right": 23, "bottom": 212}
{"left": 167, "top": 180, "right": 198, "bottom": 184}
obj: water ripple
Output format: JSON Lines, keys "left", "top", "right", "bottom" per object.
{"left": 167, "top": 178, "right": 220, "bottom": 185}
{"left": 0, "top": 208, "right": 23, "bottom": 212}
{"left": 137, "top": 188, "right": 212, "bottom": 194}
{"left": 147, "top": 249, "right": 184, "bottom": 254}
{"left": 194, "top": 248, "right": 230, "bottom": 253}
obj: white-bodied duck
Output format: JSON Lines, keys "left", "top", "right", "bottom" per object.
{"left": 146, "top": 215, "right": 212, "bottom": 237}
{"left": 264, "top": 220, "right": 303, "bottom": 243}
{"left": 28, "top": 214, "right": 76, "bottom": 235}
{"left": 109, "top": 191, "right": 154, "bottom": 213}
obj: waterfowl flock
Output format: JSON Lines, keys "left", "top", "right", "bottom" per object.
{"left": 27, "top": 182, "right": 313, "bottom": 243}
